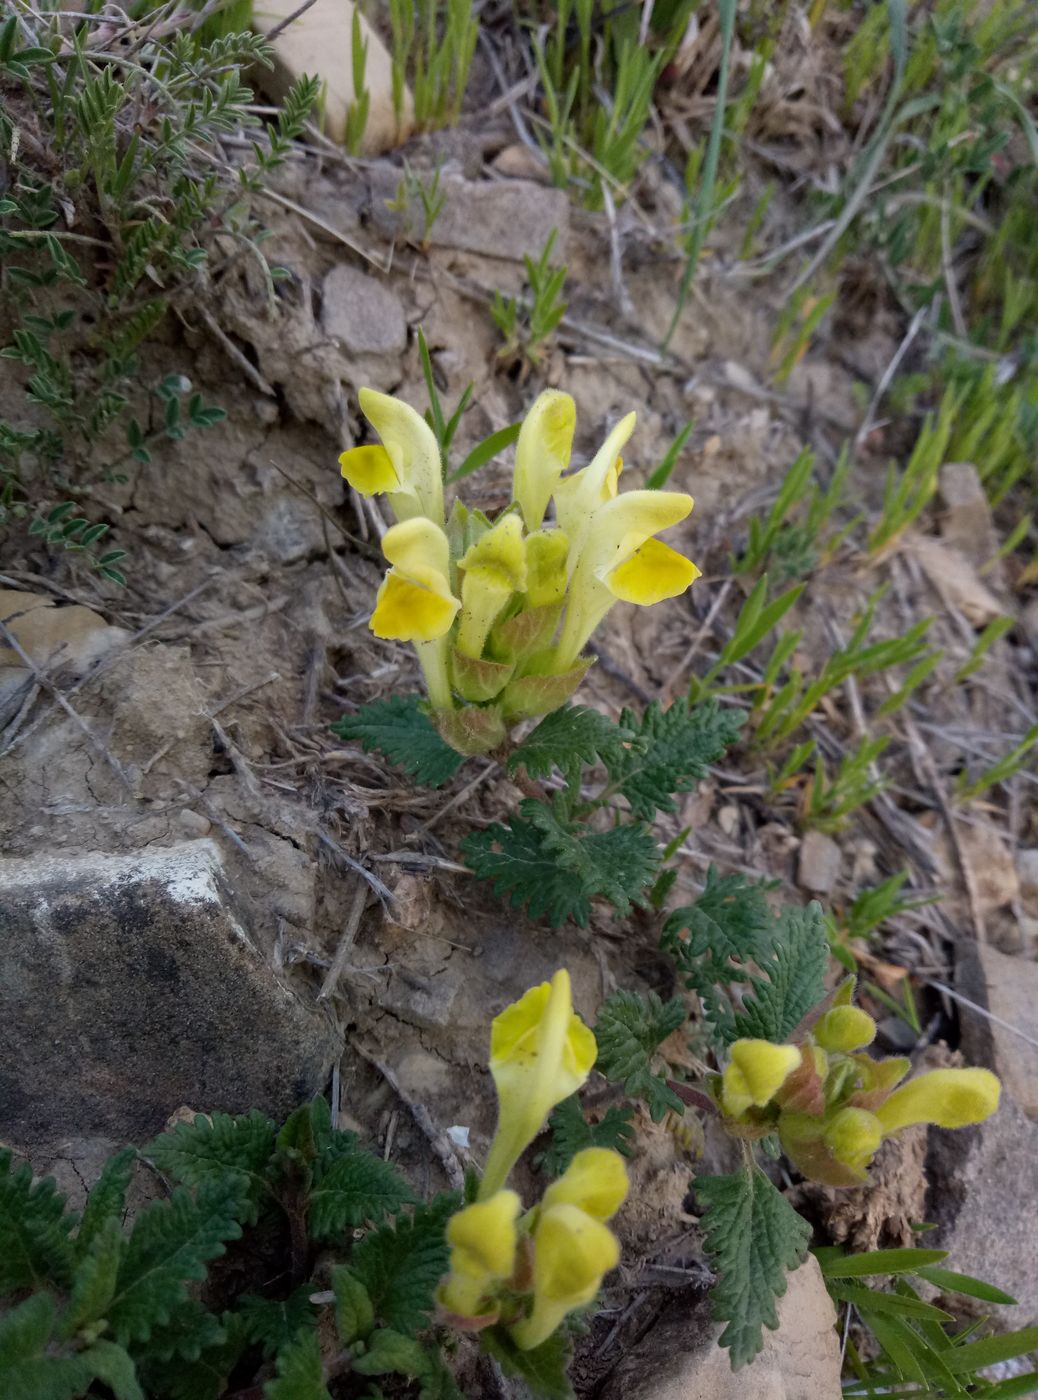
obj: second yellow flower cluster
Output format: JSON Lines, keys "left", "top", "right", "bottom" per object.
{"left": 713, "top": 981, "right": 1000, "bottom": 1186}
{"left": 437, "top": 970, "right": 628, "bottom": 1351}
{"left": 339, "top": 389, "right": 700, "bottom": 753}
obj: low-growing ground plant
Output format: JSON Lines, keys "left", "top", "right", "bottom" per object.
{"left": 490, "top": 231, "right": 569, "bottom": 371}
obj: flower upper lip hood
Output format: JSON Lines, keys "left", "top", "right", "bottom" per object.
{"left": 513, "top": 390, "right": 577, "bottom": 532}
{"left": 339, "top": 387, "right": 444, "bottom": 525}
{"left": 510, "top": 1202, "right": 620, "bottom": 1351}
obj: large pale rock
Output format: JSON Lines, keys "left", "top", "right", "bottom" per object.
{"left": 599, "top": 1254, "right": 841, "bottom": 1400}
{"left": 322, "top": 264, "right": 407, "bottom": 356}
{"left": 956, "top": 941, "right": 1038, "bottom": 1121}
{"left": 429, "top": 176, "right": 570, "bottom": 262}
{"left": 252, "top": 0, "right": 411, "bottom": 153}
{"left": 0, "top": 841, "right": 340, "bottom": 1148}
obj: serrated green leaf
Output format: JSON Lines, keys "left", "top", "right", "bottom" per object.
{"left": 610, "top": 698, "right": 744, "bottom": 821}
{"left": 538, "top": 1098, "right": 634, "bottom": 1177}
{"left": 264, "top": 1328, "right": 331, "bottom": 1400}
{"left": 349, "top": 1194, "right": 456, "bottom": 1337}
{"left": 507, "top": 705, "right": 635, "bottom": 781}
{"left": 331, "top": 695, "right": 464, "bottom": 788}
{"left": 696, "top": 1165, "right": 811, "bottom": 1368}
{"left": 731, "top": 902, "right": 828, "bottom": 1043}
{"left": 481, "top": 1325, "right": 574, "bottom": 1400}
{"left": 108, "top": 1180, "right": 245, "bottom": 1345}
{"left": 65, "top": 1216, "right": 122, "bottom": 1335}
{"left": 308, "top": 1148, "right": 413, "bottom": 1241}
{"left": 353, "top": 1328, "right": 429, "bottom": 1378}
{"left": 593, "top": 991, "right": 686, "bottom": 1121}
{"left": 79, "top": 1340, "right": 144, "bottom": 1400}
{"left": 139, "top": 1312, "right": 245, "bottom": 1400}
{"left": 0, "top": 1293, "right": 98, "bottom": 1400}
{"left": 331, "top": 1266, "right": 374, "bottom": 1345}
{"left": 524, "top": 802, "right": 660, "bottom": 919}
{"left": 462, "top": 814, "right": 592, "bottom": 927}
{"left": 133, "top": 1299, "right": 226, "bottom": 1365}
{"left": 238, "top": 1290, "right": 315, "bottom": 1360}
{"left": 146, "top": 1111, "right": 276, "bottom": 1222}
{"left": 0, "top": 1150, "right": 76, "bottom": 1292}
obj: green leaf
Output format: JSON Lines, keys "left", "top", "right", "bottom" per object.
{"left": 817, "top": 1247, "right": 948, "bottom": 1279}
{"left": 107, "top": 1180, "right": 245, "bottom": 1345}
{"left": 331, "top": 1267, "right": 374, "bottom": 1345}
{"left": 940, "top": 1327, "right": 1038, "bottom": 1376}
{"left": 828, "top": 1282, "right": 952, "bottom": 1321}
{"left": 139, "top": 1312, "right": 244, "bottom": 1400}
{"left": 264, "top": 1328, "right": 331, "bottom": 1400}
{"left": 353, "top": 1328, "right": 429, "bottom": 1378}
{"left": 732, "top": 903, "right": 829, "bottom": 1042}
{"left": 65, "top": 1216, "right": 123, "bottom": 1335}
{"left": 462, "top": 813, "right": 593, "bottom": 927}
{"left": 538, "top": 1098, "right": 634, "bottom": 1177}
{"left": 238, "top": 1290, "right": 316, "bottom": 1360}
{"left": 0, "top": 1293, "right": 99, "bottom": 1400}
{"left": 133, "top": 1299, "right": 226, "bottom": 1364}
{"left": 146, "top": 1111, "right": 276, "bottom": 1222}
{"left": 696, "top": 1165, "right": 811, "bottom": 1368}
{"left": 447, "top": 422, "right": 522, "bottom": 483}
{"left": 593, "top": 991, "right": 687, "bottom": 1121}
{"left": 349, "top": 1194, "right": 456, "bottom": 1336}
{"left": 524, "top": 802, "right": 660, "bottom": 918}
{"left": 0, "top": 1150, "right": 76, "bottom": 1292}
{"left": 75, "top": 1149, "right": 134, "bottom": 1261}
{"left": 79, "top": 1340, "right": 144, "bottom": 1400}
{"left": 913, "top": 1264, "right": 1016, "bottom": 1305}
{"left": 481, "top": 1326, "right": 574, "bottom": 1400}
{"left": 331, "top": 694, "right": 464, "bottom": 788}
{"left": 507, "top": 704, "right": 635, "bottom": 781}
{"left": 610, "top": 698, "right": 744, "bottom": 821}
{"left": 308, "top": 1147, "right": 414, "bottom": 1241}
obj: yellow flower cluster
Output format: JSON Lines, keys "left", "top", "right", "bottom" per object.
{"left": 437, "top": 970, "right": 628, "bottom": 1351}
{"left": 340, "top": 389, "right": 700, "bottom": 753}
{"left": 713, "top": 981, "right": 1001, "bottom": 1186}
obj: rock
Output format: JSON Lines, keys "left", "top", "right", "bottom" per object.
{"left": 909, "top": 536, "right": 1004, "bottom": 627}
{"left": 1018, "top": 849, "right": 1038, "bottom": 915}
{"left": 491, "top": 144, "right": 552, "bottom": 183}
{"left": 0, "top": 589, "right": 128, "bottom": 725}
{"left": 798, "top": 830, "right": 841, "bottom": 895}
{"left": 0, "top": 841, "right": 340, "bottom": 1149}
{"left": 253, "top": 0, "right": 411, "bottom": 153}
{"left": 927, "top": 1092, "right": 1038, "bottom": 1328}
{"left": 321, "top": 263, "right": 408, "bottom": 356}
{"left": 429, "top": 176, "right": 570, "bottom": 261}
{"left": 939, "top": 463, "right": 1002, "bottom": 576}
{"left": 956, "top": 941, "right": 1038, "bottom": 1121}
{"left": 598, "top": 1253, "right": 841, "bottom": 1400}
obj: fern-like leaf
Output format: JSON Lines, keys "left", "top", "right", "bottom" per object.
{"left": 147, "top": 1111, "right": 276, "bottom": 1222}
{"left": 308, "top": 1147, "right": 414, "bottom": 1241}
{"left": 265, "top": 1328, "right": 330, "bottom": 1400}
{"left": 107, "top": 1180, "right": 245, "bottom": 1346}
{"left": 538, "top": 1097, "right": 634, "bottom": 1177}
{"left": 331, "top": 695, "right": 464, "bottom": 788}
{"left": 507, "top": 705, "right": 635, "bottom": 780}
{"left": 140, "top": 1313, "right": 246, "bottom": 1400}
{"left": 133, "top": 1299, "right": 226, "bottom": 1365}
{"left": 0, "top": 1293, "right": 100, "bottom": 1400}
{"left": 349, "top": 1194, "right": 457, "bottom": 1337}
{"left": 66, "top": 1216, "right": 123, "bottom": 1335}
{"left": 0, "top": 1150, "right": 76, "bottom": 1292}
{"left": 462, "top": 815, "right": 592, "bottom": 927}
{"left": 610, "top": 699, "right": 744, "bottom": 821}
{"left": 481, "top": 1326, "right": 573, "bottom": 1400}
{"left": 593, "top": 991, "right": 687, "bottom": 1121}
{"left": 76, "top": 1148, "right": 135, "bottom": 1260}
{"left": 238, "top": 1290, "right": 315, "bottom": 1360}
{"left": 696, "top": 1165, "right": 811, "bottom": 1368}
{"left": 732, "top": 903, "right": 828, "bottom": 1042}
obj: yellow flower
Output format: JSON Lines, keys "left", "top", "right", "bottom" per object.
{"left": 814, "top": 1005, "right": 877, "bottom": 1054}
{"left": 339, "top": 387, "right": 444, "bottom": 525}
{"left": 554, "top": 489, "right": 700, "bottom": 671}
{"left": 370, "top": 518, "right": 459, "bottom": 710}
{"left": 720, "top": 1039, "right": 802, "bottom": 1119}
{"left": 456, "top": 513, "right": 527, "bottom": 659}
{"left": 823, "top": 1107, "right": 883, "bottom": 1176}
{"left": 523, "top": 529, "right": 570, "bottom": 609}
{"left": 513, "top": 391, "right": 577, "bottom": 532}
{"left": 552, "top": 411, "right": 636, "bottom": 567}
{"left": 480, "top": 970, "right": 597, "bottom": 1200}
{"left": 875, "top": 1068, "right": 1000, "bottom": 1135}
{"left": 439, "top": 1190, "right": 521, "bottom": 1319}
{"left": 541, "top": 1148, "right": 629, "bottom": 1222}
{"left": 510, "top": 1204, "right": 620, "bottom": 1351}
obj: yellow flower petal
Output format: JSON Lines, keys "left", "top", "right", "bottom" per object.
{"left": 480, "top": 970, "right": 597, "bottom": 1200}
{"left": 875, "top": 1067, "right": 1001, "bottom": 1135}
{"left": 459, "top": 513, "right": 527, "bottom": 592}
{"left": 447, "top": 1190, "right": 521, "bottom": 1280}
{"left": 525, "top": 529, "right": 570, "bottom": 608}
{"left": 382, "top": 516, "right": 452, "bottom": 578}
{"left": 358, "top": 386, "right": 444, "bottom": 524}
{"left": 511, "top": 1204, "right": 619, "bottom": 1351}
{"left": 514, "top": 391, "right": 576, "bottom": 531}
{"left": 542, "top": 1148, "right": 629, "bottom": 1222}
{"left": 339, "top": 444, "right": 400, "bottom": 494}
{"left": 369, "top": 569, "right": 459, "bottom": 641}
{"left": 823, "top": 1107, "right": 883, "bottom": 1173}
{"left": 605, "top": 537, "right": 701, "bottom": 605}
{"left": 721, "top": 1040, "right": 802, "bottom": 1118}
{"left": 814, "top": 1005, "right": 877, "bottom": 1054}
{"left": 553, "top": 411, "right": 637, "bottom": 557}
